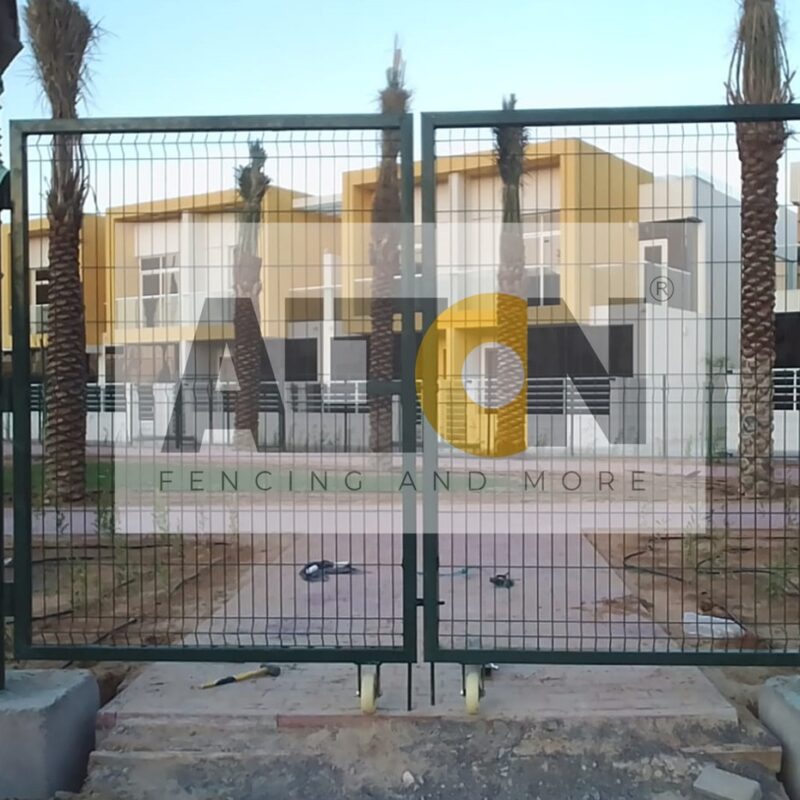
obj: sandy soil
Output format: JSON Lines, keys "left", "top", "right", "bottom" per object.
{"left": 590, "top": 528, "right": 800, "bottom": 653}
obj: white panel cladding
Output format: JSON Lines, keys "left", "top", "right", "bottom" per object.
{"left": 133, "top": 219, "right": 181, "bottom": 259}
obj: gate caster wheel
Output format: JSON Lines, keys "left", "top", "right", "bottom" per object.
{"left": 463, "top": 666, "right": 483, "bottom": 715}
{"left": 360, "top": 669, "right": 379, "bottom": 715}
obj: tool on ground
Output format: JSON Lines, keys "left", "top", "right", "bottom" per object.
{"left": 489, "top": 573, "right": 514, "bottom": 589}
{"left": 197, "top": 663, "right": 281, "bottom": 689}
{"left": 299, "top": 560, "right": 355, "bottom": 582}
{"left": 417, "top": 566, "right": 469, "bottom": 578}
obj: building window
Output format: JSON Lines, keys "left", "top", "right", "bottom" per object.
{"left": 522, "top": 212, "right": 561, "bottom": 305}
{"left": 140, "top": 254, "right": 178, "bottom": 328}
{"left": 640, "top": 238, "right": 689, "bottom": 273}
{"left": 525, "top": 266, "right": 561, "bottom": 307}
{"left": 642, "top": 243, "right": 664, "bottom": 265}
{"left": 141, "top": 254, "right": 179, "bottom": 297}
{"left": 522, "top": 211, "right": 561, "bottom": 268}
{"left": 33, "top": 267, "right": 49, "bottom": 306}
{"left": 522, "top": 211, "right": 561, "bottom": 264}
{"left": 285, "top": 338, "right": 318, "bottom": 382}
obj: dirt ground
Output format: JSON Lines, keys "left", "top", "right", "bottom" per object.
{"left": 77, "top": 716, "right": 790, "bottom": 800}
{"left": 590, "top": 528, "right": 800, "bottom": 653}
{"left": 3, "top": 533, "right": 265, "bottom": 700}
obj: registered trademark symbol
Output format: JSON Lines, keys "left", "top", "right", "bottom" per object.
{"left": 649, "top": 275, "right": 675, "bottom": 302}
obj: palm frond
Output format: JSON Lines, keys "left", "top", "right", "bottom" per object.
{"left": 235, "top": 141, "right": 270, "bottom": 208}
{"left": 727, "top": 0, "right": 794, "bottom": 105}
{"left": 494, "top": 94, "right": 528, "bottom": 189}
{"left": 379, "top": 36, "right": 411, "bottom": 115}
{"left": 235, "top": 140, "right": 270, "bottom": 258}
{"left": 24, "top": 0, "right": 98, "bottom": 119}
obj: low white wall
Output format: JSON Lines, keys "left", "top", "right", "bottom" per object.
{"left": 724, "top": 374, "right": 799, "bottom": 456}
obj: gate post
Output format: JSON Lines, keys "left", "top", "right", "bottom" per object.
{"left": 1, "top": 1, "right": 23, "bottom": 687}
{"left": 9, "top": 119, "right": 31, "bottom": 667}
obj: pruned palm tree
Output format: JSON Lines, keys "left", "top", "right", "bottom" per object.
{"left": 493, "top": 94, "right": 528, "bottom": 455}
{"left": 369, "top": 42, "right": 409, "bottom": 453}
{"left": 1, "top": 0, "right": 22, "bottom": 186}
{"left": 0, "top": 0, "right": 21, "bottom": 87}
{"left": 26, "top": 0, "right": 97, "bottom": 502}
{"left": 727, "top": 0, "right": 793, "bottom": 497}
{"left": 233, "top": 141, "right": 270, "bottom": 449}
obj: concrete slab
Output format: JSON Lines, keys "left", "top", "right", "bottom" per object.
{"left": 98, "top": 661, "right": 738, "bottom": 725}
{"left": 180, "top": 502, "right": 669, "bottom": 653}
{"left": 0, "top": 669, "right": 99, "bottom": 800}
{"left": 694, "top": 765, "right": 763, "bottom": 800}
{"left": 759, "top": 675, "right": 800, "bottom": 800}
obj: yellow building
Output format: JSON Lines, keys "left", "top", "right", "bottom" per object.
{"left": 1, "top": 214, "right": 108, "bottom": 379}
{"left": 340, "top": 139, "right": 651, "bottom": 449}
{"left": 105, "top": 186, "right": 339, "bottom": 384}
{"left": 1, "top": 188, "right": 340, "bottom": 386}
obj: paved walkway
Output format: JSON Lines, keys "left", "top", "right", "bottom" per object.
{"left": 97, "top": 499, "right": 740, "bottom": 729}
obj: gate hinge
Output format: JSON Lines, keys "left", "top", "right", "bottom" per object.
{"left": 416, "top": 598, "right": 444, "bottom": 607}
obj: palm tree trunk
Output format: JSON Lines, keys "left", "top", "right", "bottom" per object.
{"left": 44, "top": 141, "right": 87, "bottom": 502}
{"left": 369, "top": 47, "right": 408, "bottom": 454}
{"left": 26, "top": 0, "right": 97, "bottom": 504}
{"left": 737, "top": 120, "right": 784, "bottom": 497}
{"left": 232, "top": 144, "right": 269, "bottom": 450}
{"left": 370, "top": 173, "right": 401, "bottom": 453}
{"left": 495, "top": 185, "right": 527, "bottom": 456}
{"left": 233, "top": 292, "right": 262, "bottom": 448}
{"left": 494, "top": 97, "right": 527, "bottom": 456}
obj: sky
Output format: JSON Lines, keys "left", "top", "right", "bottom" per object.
{"left": 1, "top": 0, "right": 799, "bottom": 215}
{"left": 2, "top": 0, "right": 797, "bottom": 128}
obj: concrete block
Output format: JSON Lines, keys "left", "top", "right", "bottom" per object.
{"left": 759, "top": 675, "right": 800, "bottom": 800}
{"left": 693, "top": 765, "right": 762, "bottom": 800}
{"left": 0, "top": 669, "right": 99, "bottom": 800}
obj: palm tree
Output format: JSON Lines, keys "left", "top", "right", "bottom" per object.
{"left": 0, "top": 0, "right": 22, "bottom": 187}
{"left": 232, "top": 141, "right": 270, "bottom": 449}
{"left": 493, "top": 94, "right": 528, "bottom": 455}
{"left": 0, "top": 0, "right": 21, "bottom": 87}
{"left": 25, "top": 0, "right": 97, "bottom": 502}
{"left": 369, "top": 42, "right": 409, "bottom": 453}
{"left": 727, "top": 0, "right": 793, "bottom": 497}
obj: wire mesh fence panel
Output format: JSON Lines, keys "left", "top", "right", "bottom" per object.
{"left": 420, "top": 107, "right": 800, "bottom": 664}
{"left": 8, "top": 116, "right": 417, "bottom": 662}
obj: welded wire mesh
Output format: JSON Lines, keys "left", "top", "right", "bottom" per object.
{"left": 11, "top": 122, "right": 414, "bottom": 656}
{"left": 7, "top": 109, "right": 800, "bottom": 667}
{"left": 426, "top": 115, "right": 800, "bottom": 659}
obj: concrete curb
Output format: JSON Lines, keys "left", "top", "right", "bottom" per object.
{"left": 759, "top": 675, "right": 800, "bottom": 800}
{"left": 0, "top": 669, "right": 99, "bottom": 800}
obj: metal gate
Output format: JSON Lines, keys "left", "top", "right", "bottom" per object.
{"left": 5, "top": 114, "right": 418, "bottom": 693}
{"left": 3, "top": 104, "right": 800, "bottom": 713}
{"left": 419, "top": 104, "right": 800, "bottom": 687}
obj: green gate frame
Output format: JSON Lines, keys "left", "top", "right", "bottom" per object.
{"left": 8, "top": 112, "right": 419, "bottom": 668}
{"left": 419, "top": 103, "right": 800, "bottom": 669}
{"left": 5, "top": 104, "right": 800, "bottom": 685}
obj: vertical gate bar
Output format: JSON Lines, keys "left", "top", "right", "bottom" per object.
{"left": 399, "top": 113, "right": 418, "bottom": 667}
{"left": 420, "top": 114, "right": 440, "bottom": 666}
{"left": 9, "top": 122, "right": 31, "bottom": 658}
{"left": 0, "top": 204, "right": 5, "bottom": 691}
